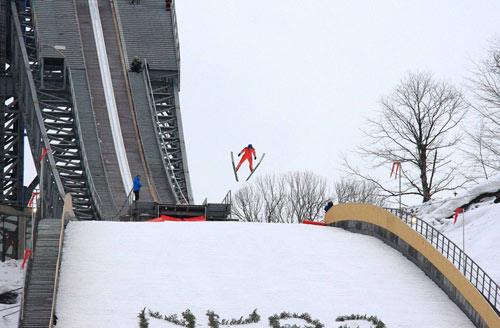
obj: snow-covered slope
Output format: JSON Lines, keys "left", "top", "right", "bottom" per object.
{"left": 54, "top": 221, "right": 474, "bottom": 327}
{"left": 418, "top": 175, "right": 500, "bottom": 220}
{"left": 0, "top": 260, "right": 23, "bottom": 328}
{"left": 412, "top": 177, "right": 500, "bottom": 284}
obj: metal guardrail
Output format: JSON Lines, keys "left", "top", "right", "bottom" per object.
{"left": 221, "top": 190, "right": 232, "bottom": 220}
{"left": 386, "top": 208, "right": 500, "bottom": 314}
{"left": 222, "top": 190, "right": 231, "bottom": 205}
{"left": 17, "top": 210, "right": 39, "bottom": 326}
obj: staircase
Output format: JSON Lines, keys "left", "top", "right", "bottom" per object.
{"left": 19, "top": 218, "right": 61, "bottom": 328}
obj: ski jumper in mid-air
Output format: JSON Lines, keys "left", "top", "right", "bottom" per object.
{"left": 231, "top": 144, "right": 265, "bottom": 182}
{"left": 236, "top": 144, "right": 257, "bottom": 172}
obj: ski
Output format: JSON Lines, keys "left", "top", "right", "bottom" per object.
{"left": 246, "top": 153, "right": 265, "bottom": 181}
{"left": 230, "top": 151, "right": 239, "bottom": 182}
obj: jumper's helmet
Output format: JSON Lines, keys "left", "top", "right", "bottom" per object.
{"left": 248, "top": 144, "right": 253, "bottom": 149}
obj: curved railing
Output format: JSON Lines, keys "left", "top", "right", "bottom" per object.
{"left": 385, "top": 207, "right": 499, "bottom": 315}
{"left": 325, "top": 203, "right": 500, "bottom": 327}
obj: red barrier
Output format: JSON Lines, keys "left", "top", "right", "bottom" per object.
{"left": 146, "top": 215, "right": 206, "bottom": 222}
{"left": 302, "top": 220, "right": 326, "bottom": 226}
{"left": 21, "top": 249, "right": 32, "bottom": 269}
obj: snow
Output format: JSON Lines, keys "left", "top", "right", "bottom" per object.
{"left": 54, "top": 221, "right": 474, "bottom": 327}
{"left": 4, "top": 175, "right": 500, "bottom": 328}
{"left": 418, "top": 174, "right": 500, "bottom": 220}
{"left": 0, "top": 259, "right": 24, "bottom": 328}
{"left": 416, "top": 195, "right": 500, "bottom": 284}
{"left": 410, "top": 174, "right": 500, "bottom": 284}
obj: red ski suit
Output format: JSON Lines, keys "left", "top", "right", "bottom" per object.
{"left": 236, "top": 147, "right": 256, "bottom": 171}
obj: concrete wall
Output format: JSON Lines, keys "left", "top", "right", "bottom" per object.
{"left": 325, "top": 203, "right": 500, "bottom": 328}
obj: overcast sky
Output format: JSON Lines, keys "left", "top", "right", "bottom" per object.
{"left": 173, "top": 0, "right": 500, "bottom": 204}
{"left": 18, "top": 1, "right": 499, "bottom": 207}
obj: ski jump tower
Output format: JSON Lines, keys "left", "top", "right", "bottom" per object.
{"left": 0, "top": 0, "right": 224, "bottom": 259}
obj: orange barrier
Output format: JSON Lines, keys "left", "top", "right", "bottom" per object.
{"left": 146, "top": 215, "right": 206, "bottom": 222}
{"left": 302, "top": 220, "right": 326, "bottom": 226}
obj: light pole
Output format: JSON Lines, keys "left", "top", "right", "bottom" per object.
{"left": 462, "top": 211, "right": 465, "bottom": 252}
{"left": 398, "top": 163, "right": 402, "bottom": 211}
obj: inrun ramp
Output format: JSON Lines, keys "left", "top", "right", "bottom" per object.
{"left": 3, "top": 0, "right": 192, "bottom": 221}
{"left": 3, "top": 0, "right": 193, "bottom": 324}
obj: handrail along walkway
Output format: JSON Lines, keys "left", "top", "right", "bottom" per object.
{"left": 325, "top": 203, "right": 500, "bottom": 328}
{"left": 385, "top": 208, "right": 499, "bottom": 315}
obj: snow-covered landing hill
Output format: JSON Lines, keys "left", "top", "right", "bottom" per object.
{"left": 55, "top": 221, "right": 473, "bottom": 327}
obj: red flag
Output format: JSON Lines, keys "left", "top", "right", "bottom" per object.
{"left": 390, "top": 162, "right": 400, "bottom": 179}
{"left": 21, "top": 250, "right": 32, "bottom": 269}
{"left": 40, "top": 148, "right": 50, "bottom": 162}
{"left": 454, "top": 208, "right": 464, "bottom": 224}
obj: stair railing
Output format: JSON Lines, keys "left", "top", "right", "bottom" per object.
{"left": 17, "top": 209, "right": 39, "bottom": 325}
{"left": 386, "top": 208, "right": 500, "bottom": 314}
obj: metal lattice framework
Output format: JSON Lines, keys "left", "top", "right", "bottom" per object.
{"left": 5, "top": 0, "right": 193, "bottom": 219}
{"left": 0, "top": 89, "right": 25, "bottom": 208}
{"left": 7, "top": 0, "right": 63, "bottom": 219}
{"left": 144, "top": 69, "right": 193, "bottom": 204}
{"left": 36, "top": 76, "right": 97, "bottom": 219}
{"left": 1, "top": 0, "right": 26, "bottom": 209}
{"left": 10, "top": 0, "right": 101, "bottom": 219}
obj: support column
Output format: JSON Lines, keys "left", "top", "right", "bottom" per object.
{"left": 17, "top": 214, "right": 25, "bottom": 259}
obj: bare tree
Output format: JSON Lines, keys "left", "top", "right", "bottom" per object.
{"left": 284, "top": 171, "right": 331, "bottom": 223}
{"left": 256, "top": 174, "right": 288, "bottom": 223}
{"left": 465, "top": 38, "right": 500, "bottom": 178}
{"left": 462, "top": 118, "right": 496, "bottom": 180}
{"left": 232, "top": 171, "right": 332, "bottom": 223}
{"left": 345, "top": 72, "right": 469, "bottom": 202}
{"left": 334, "top": 177, "right": 386, "bottom": 206}
{"left": 232, "top": 184, "right": 264, "bottom": 222}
